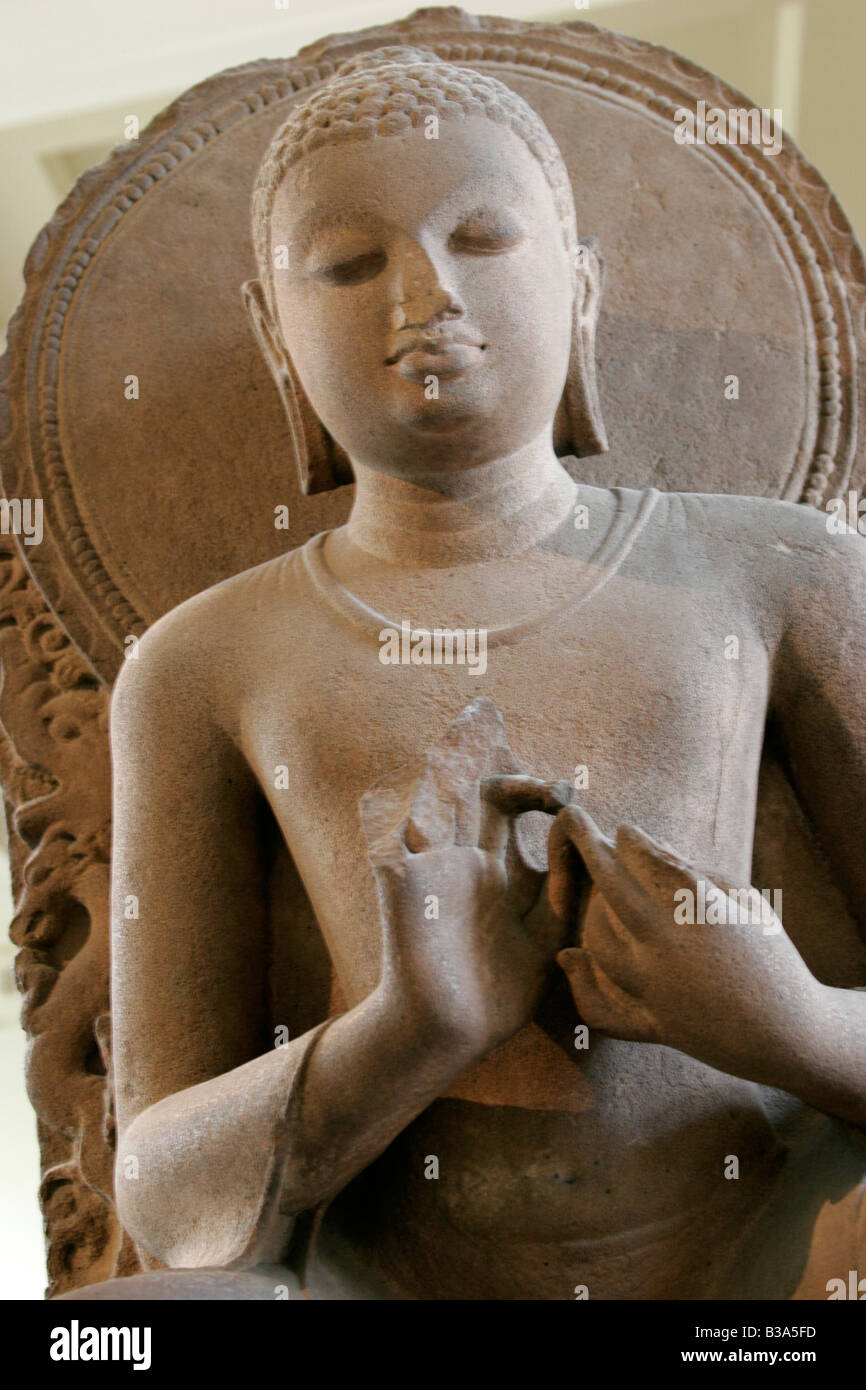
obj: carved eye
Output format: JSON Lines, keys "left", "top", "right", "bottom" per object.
{"left": 312, "top": 249, "right": 387, "bottom": 286}
{"left": 450, "top": 215, "right": 525, "bottom": 254}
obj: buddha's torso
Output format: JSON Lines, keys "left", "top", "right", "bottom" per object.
{"left": 215, "top": 485, "right": 865, "bottom": 1298}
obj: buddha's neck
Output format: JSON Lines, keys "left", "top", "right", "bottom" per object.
{"left": 345, "top": 438, "right": 577, "bottom": 567}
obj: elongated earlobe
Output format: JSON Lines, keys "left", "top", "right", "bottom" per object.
{"left": 555, "top": 237, "right": 609, "bottom": 459}
{"left": 242, "top": 278, "right": 353, "bottom": 495}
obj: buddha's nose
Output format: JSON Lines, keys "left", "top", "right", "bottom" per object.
{"left": 390, "top": 237, "right": 463, "bottom": 331}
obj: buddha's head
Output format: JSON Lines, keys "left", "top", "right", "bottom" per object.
{"left": 246, "top": 46, "right": 608, "bottom": 494}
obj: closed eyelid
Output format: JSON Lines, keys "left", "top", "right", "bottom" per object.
{"left": 449, "top": 206, "right": 528, "bottom": 237}
{"left": 309, "top": 249, "right": 388, "bottom": 286}
{"left": 449, "top": 225, "right": 527, "bottom": 257}
{"left": 295, "top": 236, "right": 386, "bottom": 287}
{"left": 288, "top": 211, "right": 385, "bottom": 264}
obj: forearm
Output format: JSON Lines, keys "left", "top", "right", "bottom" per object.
{"left": 727, "top": 981, "right": 866, "bottom": 1134}
{"left": 770, "top": 983, "right": 866, "bottom": 1133}
{"left": 116, "top": 985, "right": 477, "bottom": 1269}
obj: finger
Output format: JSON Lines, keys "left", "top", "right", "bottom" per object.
{"left": 700, "top": 876, "right": 784, "bottom": 935}
{"left": 580, "top": 894, "right": 644, "bottom": 995}
{"left": 482, "top": 775, "right": 575, "bottom": 818}
{"left": 548, "top": 806, "right": 651, "bottom": 937}
{"left": 707, "top": 870, "right": 744, "bottom": 900}
{"left": 360, "top": 742, "right": 466, "bottom": 857}
{"left": 614, "top": 824, "right": 701, "bottom": 905}
{"left": 522, "top": 885, "right": 573, "bottom": 959}
{"left": 368, "top": 856, "right": 409, "bottom": 931}
{"left": 478, "top": 777, "right": 571, "bottom": 904}
{"left": 558, "top": 948, "right": 655, "bottom": 1042}
{"left": 404, "top": 801, "right": 457, "bottom": 853}
{"left": 359, "top": 785, "right": 414, "bottom": 866}
{"left": 613, "top": 828, "right": 767, "bottom": 932}
{"left": 476, "top": 783, "right": 546, "bottom": 911}
{"left": 545, "top": 805, "right": 591, "bottom": 921}
{"left": 700, "top": 868, "right": 759, "bottom": 906}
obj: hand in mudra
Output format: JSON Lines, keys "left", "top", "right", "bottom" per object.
{"left": 359, "top": 704, "right": 575, "bottom": 1058}
{"left": 550, "top": 806, "right": 821, "bottom": 1083}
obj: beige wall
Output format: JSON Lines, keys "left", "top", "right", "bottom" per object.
{"left": 592, "top": 0, "right": 866, "bottom": 247}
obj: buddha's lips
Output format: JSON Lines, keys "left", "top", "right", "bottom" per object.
{"left": 387, "top": 340, "right": 487, "bottom": 382}
{"left": 385, "top": 332, "right": 486, "bottom": 366}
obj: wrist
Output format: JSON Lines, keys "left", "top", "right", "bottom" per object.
{"left": 770, "top": 979, "right": 866, "bottom": 1129}
{"left": 373, "top": 978, "right": 488, "bottom": 1072}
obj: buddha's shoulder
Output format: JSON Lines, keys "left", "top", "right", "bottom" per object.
{"left": 638, "top": 486, "right": 866, "bottom": 581}
{"left": 111, "top": 545, "right": 314, "bottom": 703}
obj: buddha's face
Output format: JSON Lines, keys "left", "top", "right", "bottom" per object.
{"left": 268, "top": 115, "right": 575, "bottom": 476}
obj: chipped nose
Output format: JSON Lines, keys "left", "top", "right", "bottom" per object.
{"left": 390, "top": 290, "right": 454, "bottom": 333}
{"left": 390, "top": 238, "right": 462, "bottom": 331}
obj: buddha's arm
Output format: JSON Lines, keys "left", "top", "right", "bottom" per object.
{"left": 764, "top": 518, "right": 866, "bottom": 1129}
{"left": 772, "top": 522, "right": 866, "bottom": 933}
{"left": 541, "top": 511, "right": 866, "bottom": 1130}
{"left": 109, "top": 616, "right": 482, "bottom": 1271}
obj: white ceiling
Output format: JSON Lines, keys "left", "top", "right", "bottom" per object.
{"left": 0, "top": 0, "right": 864, "bottom": 334}
{"left": 0, "top": 0, "right": 635, "bottom": 129}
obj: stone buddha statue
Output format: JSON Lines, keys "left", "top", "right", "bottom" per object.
{"left": 68, "top": 46, "right": 866, "bottom": 1301}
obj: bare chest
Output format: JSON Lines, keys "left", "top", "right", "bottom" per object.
{"left": 241, "top": 585, "right": 770, "bottom": 1001}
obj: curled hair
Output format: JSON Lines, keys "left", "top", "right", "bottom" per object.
{"left": 251, "top": 45, "right": 578, "bottom": 312}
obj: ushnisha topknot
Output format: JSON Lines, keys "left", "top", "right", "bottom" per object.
{"left": 252, "top": 45, "right": 579, "bottom": 312}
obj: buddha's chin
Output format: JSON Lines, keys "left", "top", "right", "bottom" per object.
{"left": 386, "top": 380, "right": 501, "bottom": 440}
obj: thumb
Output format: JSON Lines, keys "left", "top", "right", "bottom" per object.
{"left": 557, "top": 946, "right": 598, "bottom": 1002}
{"left": 557, "top": 947, "right": 655, "bottom": 1040}
{"left": 546, "top": 805, "right": 593, "bottom": 922}
{"left": 370, "top": 853, "right": 409, "bottom": 927}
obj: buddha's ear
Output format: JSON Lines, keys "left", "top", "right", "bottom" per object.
{"left": 241, "top": 278, "right": 353, "bottom": 496}
{"left": 555, "top": 237, "right": 609, "bottom": 458}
